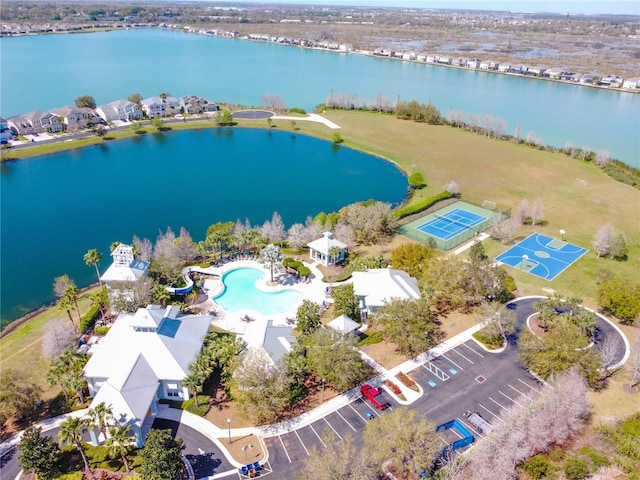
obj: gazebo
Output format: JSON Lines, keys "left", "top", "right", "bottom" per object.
{"left": 307, "top": 231, "right": 347, "bottom": 266}
{"left": 328, "top": 314, "right": 360, "bottom": 334}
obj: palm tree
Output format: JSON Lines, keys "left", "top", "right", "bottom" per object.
{"left": 260, "top": 244, "right": 283, "bottom": 283}
{"left": 90, "top": 287, "right": 109, "bottom": 322}
{"left": 181, "top": 373, "right": 203, "bottom": 407}
{"left": 328, "top": 245, "right": 343, "bottom": 265}
{"left": 87, "top": 402, "right": 113, "bottom": 442}
{"left": 84, "top": 248, "right": 103, "bottom": 288}
{"left": 65, "top": 284, "right": 82, "bottom": 325}
{"left": 57, "top": 294, "right": 78, "bottom": 334}
{"left": 58, "top": 416, "right": 90, "bottom": 471}
{"left": 106, "top": 424, "right": 132, "bottom": 472}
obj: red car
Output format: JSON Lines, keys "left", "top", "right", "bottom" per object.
{"left": 361, "top": 384, "right": 390, "bottom": 410}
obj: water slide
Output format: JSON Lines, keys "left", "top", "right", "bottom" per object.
{"left": 165, "top": 266, "right": 220, "bottom": 295}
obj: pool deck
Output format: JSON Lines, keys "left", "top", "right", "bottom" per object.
{"left": 200, "top": 260, "right": 327, "bottom": 350}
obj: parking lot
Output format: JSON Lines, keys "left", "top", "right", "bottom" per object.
{"left": 263, "top": 337, "right": 542, "bottom": 477}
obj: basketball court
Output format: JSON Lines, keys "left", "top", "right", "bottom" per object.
{"left": 495, "top": 233, "right": 588, "bottom": 281}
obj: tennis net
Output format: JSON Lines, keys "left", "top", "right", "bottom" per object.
{"left": 434, "top": 212, "right": 478, "bottom": 230}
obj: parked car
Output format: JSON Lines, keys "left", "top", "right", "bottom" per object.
{"left": 361, "top": 384, "right": 390, "bottom": 410}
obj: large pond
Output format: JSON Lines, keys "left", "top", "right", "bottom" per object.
{"left": 0, "top": 128, "right": 407, "bottom": 327}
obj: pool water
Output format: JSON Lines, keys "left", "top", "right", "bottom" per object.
{"left": 213, "top": 268, "right": 302, "bottom": 315}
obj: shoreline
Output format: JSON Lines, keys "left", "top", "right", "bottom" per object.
{"left": 1, "top": 25, "right": 637, "bottom": 98}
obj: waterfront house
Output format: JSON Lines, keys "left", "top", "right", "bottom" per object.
{"left": 622, "top": 77, "right": 639, "bottom": 89}
{"left": 600, "top": 75, "right": 624, "bottom": 87}
{"left": 579, "top": 74, "right": 596, "bottom": 84}
{"left": 6, "top": 115, "right": 33, "bottom": 135}
{"left": 307, "top": 231, "right": 347, "bottom": 266}
{"left": 141, "top": 95, "right": 180, "bottom": 118}
{"left": 352, "top": 268, "right": 421, "bottom": 315}
{"left": 96, "top": 99, "right": 143, "bottom": 123}
{"left": 83, "top": 304, "right": 212, "bottom": 447}
{"left": 15, "top": 110, "right": 64, "bottom": 133}
{"left": 179, "top": 94, "right": 219, "bottom": 114}
{"left": 465, "top": 59, "right": 481, "bottom": 69}
{"left": 0, "top": 117, "right": 13, "bottom": 142}
{"left": 50, "top": 106, "right": 90, "bottom": 130}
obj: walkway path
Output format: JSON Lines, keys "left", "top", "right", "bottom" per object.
{"left": 271, "top": 113, "right": 341, "bottom": 129}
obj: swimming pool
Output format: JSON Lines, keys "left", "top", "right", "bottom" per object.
{"left": 213, "top": 267, "right": 302, "bottom": 315}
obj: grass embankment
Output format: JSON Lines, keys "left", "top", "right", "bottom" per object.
{"left": 1, "top": 110, "right": 638, "bottom": 427}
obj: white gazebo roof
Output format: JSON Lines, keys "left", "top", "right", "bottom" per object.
{"left": 328, "top": 314, "right": 359, "bottom": 334}
{"left": 352, "top": 268, "right": 421, "bottom": 308}
{"left": 306, "top": 231, "right": 347, "bottom": 255}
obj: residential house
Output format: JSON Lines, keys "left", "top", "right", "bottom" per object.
{"left": 14, "top": 110, "right": 64, "bottom": 134}
{"left": 465, "top": 59, "right": 481, "bottom": 69}
{"left": 141, "top": 95, "right": 180, "bottom": 118}
{"left": 545, "top": 67, "right": 566, "bottom": 79}
{"left": 498, "top": 64, "right": 512, "bottom": 73}
{"left": 50, "top": 106, "right": 90, "bottom": 130}
{"left": 83, "top": 304, "right": 212, "bottom": 446}
{"left": 179, "top": 95, "right": 218, "bottom": 115}
{"left": 622, "top": 77, "right": 640, "bottom": 89}
{"left": 436, "top": 56, "right": 452, "bottom": 65}
{"left": 307, "top": 231, "right": 347, "bottom": 266}
{"left": 578, "top": 74, "right": 596, "bottom": 84}
{"left": 600, "top": 75, "right": 624, "bottom": 87}
{"left": 96, "top": 99, "right": 143, "bottom": 123}
{"left": 100, "top": 244, "right": 149, "bottom": 312}
{"left": 6, "top": 115, "right": 34, "bottom": 135}
{"left": 527, "top": 66, "right": 547, "bottom": 77}
{"left": 352, "top": 268, "right": 421, "bottom": 315}
{"left": 0, "top": 117, "right": 13, "bottom": 142}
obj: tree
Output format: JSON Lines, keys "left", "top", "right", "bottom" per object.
{"left": 132, "top": 235, "right": 153, "bottom": 262}
{"left": 305, "top": 328, "right": 369, "bottom": 393}
{"left": 373, "top": 298, "right": 444, "bottom": 356}
{"left": 364, "top": 408, "right": 440, "bottom": 479}
{"left": 0, "top": 369, "right": 42, "bottom": 430}
{"left": 287, "top": 223, "right": 307, "bottom": 250}
{"left": 138, "top": 429, "right": 185, "bottom": 480}
{"left": 331, "top": 283, "right": 360, "bottom": 320}
{"left": 75, "top": 95, "right": 96, "bottom": 109}
{"left": 593, "top": 222, "right": 616, "bottom": 258}
{"left": 229, "top": 348, "right": 292, "bottom": 424}
{"left": 260, "top": 244, "right": 283, "bottom": 283}
{"left": 628, "top": 327, "right": 640, "bottom": 388}
{"left": 54, "top": 275, "right": 82, "bottom": 329}
{"left": 298, "top": 432, "right": 374, "bottom": 480}
{"left": 477, "top": 301, "right": 516, "bottom": 343}
{"left": 58, "top": 416, "right": 90, "bottom": 471}
{"left": 516, "top": 198, "right": 529, "bottom": 224}
{"left": 90, "top": 287, "right": 109, "bottom": 322}
{"left": 531, "top": 197, "right": 544, "bottom": 225}
{"left": 84, "top": 248, "right": 103, "bottom": 288}
{"left": 18, "top": 426, "right": 60, "bottom": 480}
{"left": 295, "top": 299, "right": 321, "bottom": 335}
{"left": 598, "top": 275, "right": 640, "bottom": 325}
{"left": 128, "top": 92, "right": 143, "bottom": 104}
{"left": 86, "top": 402, "right": 113, "bottom": 441}
{"left": 151, "top": 117, "right": 165, "bottom": 131}
{"left": 469, "top": 240, "right": 487, "bottom": 263}
{"left": 337, "top": 201, "right": 395, "bottom": 245}
{"left": 594, "top": 148, "right": 610, "bottom": 166}
{"left": 609, "top": 231, "right": 628, "bottom": 260}
{"left": 390, "top": 243, "right": 437, "bottom": 281}
{"left": 519, "top": 318, "right": 603, "bottom": 389}
{"left": 42, "top": 318, "right": 76, "bottom": 359}
{"left": 46, "top": 350, "right": 88, "bottom": 404}
{"left": 106, "top": 424, "right": 133, "bottom": 472}
{"left": 445, "top": 180, "right": 460, "bottom": 195}
{"left": 260, "top": 211, "right": 286, "bottom": 242}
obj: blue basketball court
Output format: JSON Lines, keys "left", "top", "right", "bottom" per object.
{"left": 495, "top": 233, "right": 588, "bottom": 281}
{"left": 416, "top": 208, "right": 487, "bottom": 241}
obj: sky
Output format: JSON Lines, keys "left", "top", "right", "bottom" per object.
{"left": 200, "top": 1, "right": 640, "bottom": 16}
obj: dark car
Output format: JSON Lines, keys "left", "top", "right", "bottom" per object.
{"left": 361, "top": 384, "right": 390, "bottom": 410}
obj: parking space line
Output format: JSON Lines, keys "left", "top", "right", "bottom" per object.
{"left": 323, "top": 417, "right": 342, "bottom": 440}
{"left": 294, "top": 430, "right": 310, "bottom": 456}
{"left": 449, "top": 347, "right": 474, "bottom": 365}
{"left": 462, "top": 342, "right": 485, "bottom": 358}
{"left": 479, "top": 403, "right": 504, "bottom": 422}
{"left": 508, "top": 383, "right": 530, "bottom": 399}
{"left": 456, "top": 417, "right": 482, "bottom": 437}
{"left": 498, "top": 389, "right": 519, "bottom": 405}
{"left": 518, "top": 377, "right": 542, "bottom": 394}
{"left": 442, "top": 353, "right": 465, "bottom": 370}
{"left": 336, "top": 410, "right": 357, "bottom": 432}
{"left": 489, "top": 396, "right": 508, "bottom": 411}
{"left": 308, "top": 424, "right": 327, "bottom": 448}
{"left": 278, "top": 435, "right": 292, "bottom": 463}
{"left": 348, "top": 403, "right": 370, "bottom": 422}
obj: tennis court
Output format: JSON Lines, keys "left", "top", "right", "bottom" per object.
{"left": 495, "top": 233, "right": 588, "bottom": 281}
{"left": 416, "top": 208, "right": 487, "bottom": 241}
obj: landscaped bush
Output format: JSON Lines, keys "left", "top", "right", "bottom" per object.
{"left": 79, "top": 304, "right": 100, "bottom": 333}
{"left": 182, "top": 396, "right": 211, "bottom": 416}
{"left": 392, "top": 191, "right": 453, "bottom": 219}
{"left": 564, "top": 455, "right": 590, "bottom": 479}
{"left": 298, "top": 265, "right": 311, "bottom": 277}
{"left": 472, "top": 330, "right": 504, "bottom": 350}
{"left": 289, "top": 107, "right": 307, "bottom": 115}
{"left": 383, "top": 380, "right": 405, "bottom": 400}
{"left": 395, "top": 372, "right": 419, "bottom": 391}
{"left": 521, "top": 454, "right": 553, "bottom": 479}
{"left": 94, "top": 326, "right": 110, "bottom": 336}
{"left": 357, "top": 330, "right": 384, "bottom": 346}
{"left": 408, "top": 172, "right": 426, "bottom": 189}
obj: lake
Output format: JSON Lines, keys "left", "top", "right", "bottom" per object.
{"left": 1, "top": 29, "right": 638, "bottom": 167}
{"left": 0, "top": 128, "right": 407, "bottom": 327}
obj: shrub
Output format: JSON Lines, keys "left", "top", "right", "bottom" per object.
{"left": 392, "top": 191, "right": 452, "bottom": 219}
{"left": 564, "top": 455, "right": 590, "bottom": 479}
{"left": 289, "top": 107, "right": 306, "bottom": 115}
{"left": 94, "top": 326, "right": 110, "bottom": 336}
{"left": 182, "top": 396, "right": 210, "bottom": 416}
{"left": 548, "top": 449, "right": 566, "bottom": 462}
{"left": 472, "top": 331, "right": 504, "bottom": 350}
{"left": 298, "top": 265, "right": 311, "bottom": 277}
{"left": 579, "top": 446, "right": 610, "bottom": 469}
{"left": 395, "top": 372, "right": 418, "bottom": 391}
{"left": 383, "top": 380, "right": 405, "bottom": 400}
{"left": 79, "top": 304, "right": 100, "bottom": 333}
{"left": 408, "top": 172, "right": 426, "bottom": 189}
{"left": 521, "top": 454, "right": 553, "bottom": 479}
{"left": 357, "top": 331, "right": 384, "bottom": 346}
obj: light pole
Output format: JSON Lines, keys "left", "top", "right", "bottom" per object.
{"left": 227, "top": 417, "right": 231, "bottom": 444}
{"left": 560, "top": 229, "right": 566, "bottom": 241}
{"left": 522, "top": 254, "right": 528, "bottom": 271}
